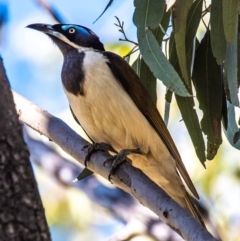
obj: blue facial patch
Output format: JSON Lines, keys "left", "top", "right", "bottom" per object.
{"left": 61, "top": 25, "right": 90, "bottom": 36}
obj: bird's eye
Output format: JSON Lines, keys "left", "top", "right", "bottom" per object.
{"left": 68, "top": 28, "right": 76, "bottom": 34}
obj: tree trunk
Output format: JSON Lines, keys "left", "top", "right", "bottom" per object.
{"left": 0, "top": 57, "right": 51, "bottom": 241}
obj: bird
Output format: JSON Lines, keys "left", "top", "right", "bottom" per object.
{"left": 27, "top": 23, "right": 204, "bottom": 225}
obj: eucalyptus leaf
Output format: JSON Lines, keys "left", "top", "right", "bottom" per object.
{"left": 165, "top": 89, "right": 173, "bottom": 103}
{"left": 133, "top": 0, "right": 165, "bottom": 29}
{"left": 186, "top": 0, "right": 203, "bottom": 45}
{"left": 133, "top": 0, "right": 190, "bottom": 96}
{"left": 164, "top": 90, "right": 173, "bottom": 126}
{"left": 238, "top": 23, "right": 240, "bottom": 87}
{"left": 169, "top": 33, "right": 206, "bottom": 165}
{"left": 222, "top": 0, "right": 239, "bottom": 43}
{"left": 175, "top": 95, "right": 206, "bottom": 165}
{"left": 192, "top": 31, "right": 223, "bottom": 160}
{"left": 225, "top": 18, "right": 239, "bottom": 106}
{"left": 137, "top": 29, "right": 190, "bottom": 96}
{"left": 140, "top": 59, "right": 157, "bottom": 104}
{"left": 173, "top": 0, "right": 193, "bottom": 88}
{"left": 75, "top": 168, "right": 93, "bottom": 181}
{"left": 210, "top": 0, "right": 227, "bottom": 64}
{"left": 186, "top": 0, "right": 203, "bottom": 76}
{"left": 153, "top": 8, "right": 171, "bottom": 44}
{"left": 132, "top": 56, "right": 141, "bottom": 76}
{"left": 132, "top": 57, "right": 157, "bottom": 104}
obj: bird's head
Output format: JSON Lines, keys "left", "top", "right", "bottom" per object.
{"left": 26, "top": 23, "right": 105, "bottom": 55}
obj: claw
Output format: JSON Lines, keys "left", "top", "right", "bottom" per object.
{"left": 104, "top": 148, "right": 141, "bottom": 181}
{"left": 82, "top": 142, "right": 116, "bottom": 167}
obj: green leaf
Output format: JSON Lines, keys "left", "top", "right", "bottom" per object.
{"left": 192, "top": 31, "right": 223, "bottom": 160}
{"left": 137, "top": 29, "right": 190, "bottom": 96}
{"left": 132, "top": 57, "right": 157, "bottom": 104}
{"left": 140, "top": 59, "right": 157, "bottom": 104}
{"left": 75, "top": 168, "right": 93, "bottom": 181}
{"left": 131, "top": 56, "right": 141, "bottom": 76}
{"left": 169, "top": 33, "right": 206, "bottom": 165}
{"left": 222, "top": 0, "right": 239, "bottom": 43}
{"left": 153, "top": 8, "right": 171, "bottom": 44}
{"left": 223, "top": 102, "right": 240, "bottom": 149}
{"left": 210, "top": 0, "right": 227, "bottom": 64}
{"left": 165, "top": 89, "right": 173, "bottom": 103}
{"left": 175, "top": 95, "right": 206, "bottom": 165}
{"left": 164, "top": 90, "right": 173, "bottom": 125}
{"left": 225, "top": 18, "right": 239, "bottom": 106}
{"left": 238, "top": 17, "right": 240, "bottom": 87}
{"left": 133, "top": 0, "right": 190, "bottom": 97}
{"left": 186, "top": 0, "right": 203, "bottom": 45}
{"left": 133, "top": 0, "right": 165, "bottom": 29}
{"left": 173, "top": 0, "right": 193, "bottom": 88}
{"left": 186, "top": 0, "right": 203, "bottom": 76}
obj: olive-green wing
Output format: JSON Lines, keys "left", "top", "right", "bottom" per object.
{"left": 103, "top": 51, "right": 199, "bottom": 199}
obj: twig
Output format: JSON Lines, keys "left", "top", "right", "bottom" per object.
{"left": 115, "top": 16, "right": 138, "bottom": 45}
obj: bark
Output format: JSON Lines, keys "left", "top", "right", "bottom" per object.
{"left": 0, "top": 58, "right": 51, "bottom": 241}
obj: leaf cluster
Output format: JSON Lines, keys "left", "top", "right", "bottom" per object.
{"left": 129, "top": 0, "right": 240, "bottom": 165}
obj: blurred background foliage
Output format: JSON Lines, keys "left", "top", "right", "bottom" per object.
{"left": 1, "top": 0, "right": 240, "bottom": 240}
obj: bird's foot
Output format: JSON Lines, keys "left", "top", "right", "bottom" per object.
{"left": 104, "top": 148, "right": 141, "bottom": 181}
{"left": 82, "top": 142, "right": 115, "bottom": 167}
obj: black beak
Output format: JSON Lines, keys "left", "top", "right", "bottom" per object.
{"left": 26, "top": 23, "right": 54, "bottom": 34}
{"left": 26, "top": 23, "right": 82, "bottom": 54}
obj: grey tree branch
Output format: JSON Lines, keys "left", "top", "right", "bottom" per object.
{"left": 25, "top": 132, "right": 191, "bottom": 241}
{"left": 12, "top": 90, "right": 217, "bottom": 241}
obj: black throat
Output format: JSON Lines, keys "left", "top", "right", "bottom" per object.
{"left": 61, "top": 50, "right": 86, "bottom": 96}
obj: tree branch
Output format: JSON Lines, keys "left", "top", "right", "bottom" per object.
{"left": 25, "top": 132, "right": 194, "bottom": 240}
{"left": 12, "top": 90, "right": 218, "bottom": 241}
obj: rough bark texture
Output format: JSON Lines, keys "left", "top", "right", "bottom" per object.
{"left": 0, "top": 57, "right": 51, "bottom": 241}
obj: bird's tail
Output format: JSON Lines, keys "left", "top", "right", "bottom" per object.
{"left": 159, "top": 175, "right": 205, "bottom": 227}
{"left": 133, "top": 155, "right": 205, "bottom": 226}
{"left": 184, "top": 190, "right": 205, "bottom": 227}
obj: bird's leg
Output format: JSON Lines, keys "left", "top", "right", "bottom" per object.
{"left": 104, "top": 148, "right": 141, "bottom": 181}
{"left": 82, "top": 142, "right": 116, "bottom": 167}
